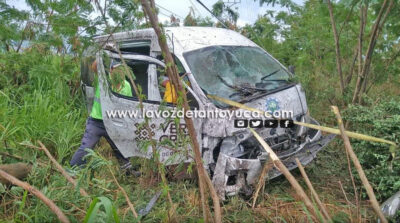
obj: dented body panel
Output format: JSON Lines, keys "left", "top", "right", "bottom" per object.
{"left": 81, "top": 27, "right": 334, "bottom": 198}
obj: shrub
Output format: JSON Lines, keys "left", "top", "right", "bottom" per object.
{"left": 344, "top": 98, "right": 400, "bottom": 201}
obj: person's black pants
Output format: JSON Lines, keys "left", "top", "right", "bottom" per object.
{"left": 70, "top": 117, "right": 130, "bottom": 167}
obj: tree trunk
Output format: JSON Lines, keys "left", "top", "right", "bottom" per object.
{"left": 94, "top": 0, "right": 176, "bottom": 211}
{"left": 140, "top": 1, "right": 222, "bottom": 222}
{"left": 345, "top": 47, "right": 358, "bottom": 87}
{"left": 357, "top": 0, "right": 394, "bottom": 103}
{"left": 352, "top": 0, "right": 391, "bottom": 104}
{"left": 327, "top": 0, "right": 345, "bottom": 96}
{"left": 354, "top": 3, "right": 366, "bottom": 98}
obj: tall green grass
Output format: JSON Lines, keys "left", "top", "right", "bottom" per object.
{"left": 0, "top": 46, "right": 90, "bottom": 221}
{"left": 0, "top": 46, "right": 86, "bottom": 164}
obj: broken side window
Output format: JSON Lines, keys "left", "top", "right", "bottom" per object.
{"left": 104, "top": 57, "right": 149, "bottom": 100}
{"left": 156, "top": 64, "right": 199, "bottom": 109}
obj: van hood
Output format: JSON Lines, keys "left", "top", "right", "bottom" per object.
{"left": 202, "top": 84, "right": 307, "bottom": 137}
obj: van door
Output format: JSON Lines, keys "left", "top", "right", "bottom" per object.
{"left": 80, "top": 56, "right": 96, "bottom": 113}
{"left": 96, "top": 52, "right": 202, "bottom": 165}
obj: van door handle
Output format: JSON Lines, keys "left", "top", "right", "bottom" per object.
{"left": 110, "top": 119, "right": 125, "bottom": 127}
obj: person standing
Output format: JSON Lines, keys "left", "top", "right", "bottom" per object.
{"left": 70, "top": 61, "right": 138, "bottom": 176}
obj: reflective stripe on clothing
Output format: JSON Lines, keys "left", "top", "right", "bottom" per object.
{"left": 90, "top": 83, "right": 102, "bottom": 119}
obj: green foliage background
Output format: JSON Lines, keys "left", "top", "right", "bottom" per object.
{"left": 0, "top": 0, "right": 399, "bottom": 222}
{"left": 344, "top": 99, "right": 400, "bottom": 201}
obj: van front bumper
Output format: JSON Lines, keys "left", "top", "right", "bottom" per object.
{"left": 212, "top": 130, "right": 336, "bottom": 199}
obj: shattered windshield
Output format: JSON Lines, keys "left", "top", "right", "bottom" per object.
{"left": 184, "top": 46, "right": 292, "bottom": 106}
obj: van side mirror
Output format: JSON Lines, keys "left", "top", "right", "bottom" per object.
{"left": 288, "top": 65, "right": 295, "bottom": 75}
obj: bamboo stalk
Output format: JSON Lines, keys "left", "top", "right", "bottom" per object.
{"left": 331, "top": 106, "right": 387, "bottom": 223}
{"left": 343, "top": 141, "right": 360, "bottom": 222}
{"left": 249, "top": 128, "right": 323, "bottom": 222}
{"left": 207, "top": 94, "right": 397, "bottom": 147}
{"left": 0, "top": 169, "right": 70, "bottom": 223}
{"left": 295, "top": 158, "right": 332, "bottom": 222}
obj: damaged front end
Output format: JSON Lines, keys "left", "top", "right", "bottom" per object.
{"left": 210, "top": 115, "right": 335, "bottom": 200}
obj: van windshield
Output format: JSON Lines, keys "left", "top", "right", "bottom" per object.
{"left": 184, "top": 46, "right": 292, "bottom": 105}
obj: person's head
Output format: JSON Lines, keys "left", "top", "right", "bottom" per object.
{"left": 109, "top": 63, "right": 126, "bottom": 87}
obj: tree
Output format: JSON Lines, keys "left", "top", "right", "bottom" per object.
{"left": 0, "top": 1, "right": 29, "bottom": 52}
{"left": 212, "top": 0, "right": 239, "bottom": 28}
{"left": 183, "top": 10, "right": 213, "bottom": 27}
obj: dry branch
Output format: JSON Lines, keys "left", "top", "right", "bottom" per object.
{"left": 208, "top": 94, "right": 397, "bottom": 147}
{"left": 252, "top": 161, "right": 273, "bottom": 209}
{"left": 249, "top": 128, "right": 322, "bottom": 222}
{"left": 331, "top": 106, "right": 387, "bottom": 223}
{"left": 295, "top": 158, "right": 332, "bottom": 222}
{"left": 35, "top": 141, "right": 89, "bottom": 197}
{"left": 107, "top": 166, "right": 139, "bottom": 220}
{"left": 140, "top": 0, "right": 221, "bottom": 222}
{"left": 0, "top": 169, "right": 70, "bottom": 223}
{"left": 344, "top": 138, "right": 360, "bottom": 222}
{"left": 94, "top": 0, "right": 175, "bottom": 212}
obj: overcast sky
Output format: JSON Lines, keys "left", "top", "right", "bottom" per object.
{"left": 7, "top": 0, "right": 304, "bottom": 27}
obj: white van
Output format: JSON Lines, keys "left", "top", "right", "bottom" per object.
{"left": 81, "top": 27, "right": 334, "bottom": 199}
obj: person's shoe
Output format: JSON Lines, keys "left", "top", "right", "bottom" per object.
{"left": 125, "top": 168, "right": 141, "bottom": 177}
{"left": 120, "top": 162, "right": 141, "bottom": 177}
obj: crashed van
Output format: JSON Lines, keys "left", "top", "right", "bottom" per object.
{"left": 80, "top": 27, "right": 334, "bottom": 199}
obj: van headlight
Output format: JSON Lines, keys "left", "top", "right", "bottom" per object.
{"left": 295, "top": 115, "right": 308, "bottom": 138}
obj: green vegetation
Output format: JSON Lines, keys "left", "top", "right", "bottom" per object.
{"left": 344, "top": 99, "right": 400, "bottom": 201}
{"left": 1, "top": 0, "right": 399, "bottom": 222}
{"left": 0, "top": 47, "right": 85, "bottom": 161}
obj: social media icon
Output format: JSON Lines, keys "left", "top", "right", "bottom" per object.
{"left": 249, "top": 119, "right": 263, "bottom": 128}
{"left": 234, "top": 119, "right": 248, "bottom": 128}
{"left": 280, "top": 119, "right": 294, "bottom": 128}
{"left": 264, "top": 120, "right": 278, "bottom": 128}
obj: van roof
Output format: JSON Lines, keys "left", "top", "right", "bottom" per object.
{"left": 94, "top": 27, "right": 257, "bottom": 55}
